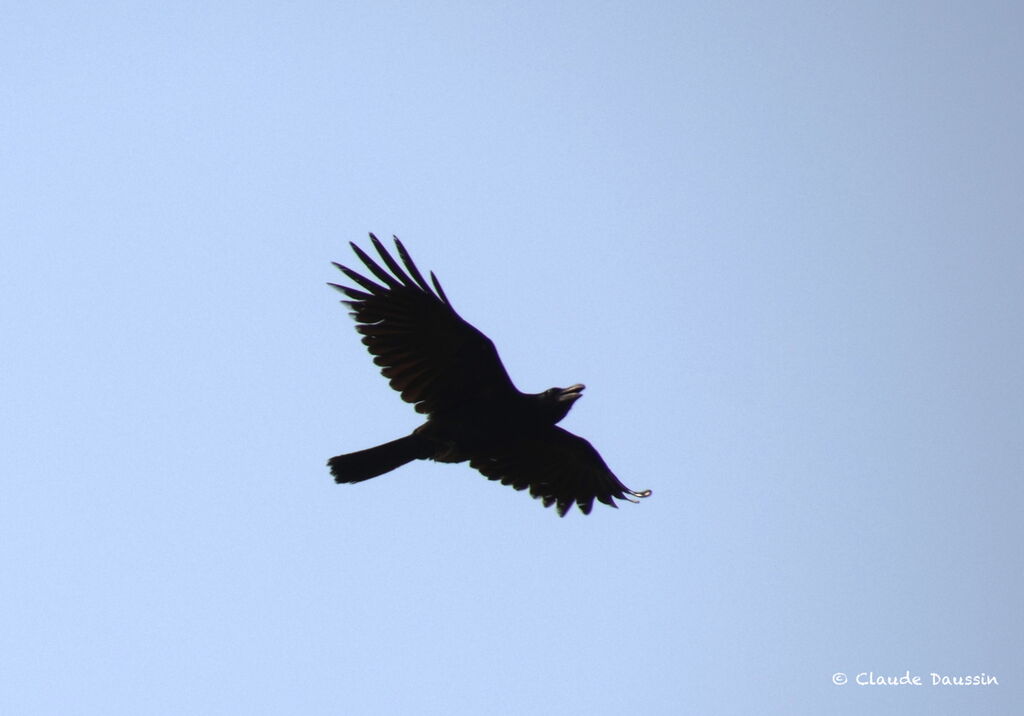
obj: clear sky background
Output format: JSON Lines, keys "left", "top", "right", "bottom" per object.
{"left": 2, "top": 2, "right": 1021, "bottom": 715}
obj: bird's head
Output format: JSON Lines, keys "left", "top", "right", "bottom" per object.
{"left": 538, "top": 383, "right": 585, "bottom": 423}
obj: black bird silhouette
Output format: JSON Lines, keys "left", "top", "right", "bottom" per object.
{"left": 327, "top": 234, "right": 651, "bottom": 516}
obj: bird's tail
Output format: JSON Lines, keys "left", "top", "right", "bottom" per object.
{"left": 328, "top": 433, "right": 431, "bottom": 484}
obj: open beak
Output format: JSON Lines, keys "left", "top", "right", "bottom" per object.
{"left": 557, "top": 383, "right": 586, "bottom": 403}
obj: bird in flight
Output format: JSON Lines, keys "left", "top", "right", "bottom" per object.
{"left": 327, "top": 234, "right": 651, "bottom": 516}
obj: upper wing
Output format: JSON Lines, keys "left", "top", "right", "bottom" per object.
{"left": 330, "top": 234, "right": 518, "bottom": 415}
{"left": 469, "top": 426, "right": 652, "bottom": 516}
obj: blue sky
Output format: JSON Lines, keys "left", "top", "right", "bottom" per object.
{"left": 2, "top": 2, "right": 1021, "bottom": 714}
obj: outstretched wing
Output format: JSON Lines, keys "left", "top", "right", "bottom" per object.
{"left": 330, "top": 234, "right": 518, "bottom": 415}
{"left": 469, "top": 427, "right": 652, "bottom": 516}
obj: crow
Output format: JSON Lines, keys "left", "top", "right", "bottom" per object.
{"left": 327, "top": 234, "right": 651, "bottom": 516}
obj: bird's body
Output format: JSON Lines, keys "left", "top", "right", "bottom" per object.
{"left": 327, "top": 235, "right": 650, "bottom": 516}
